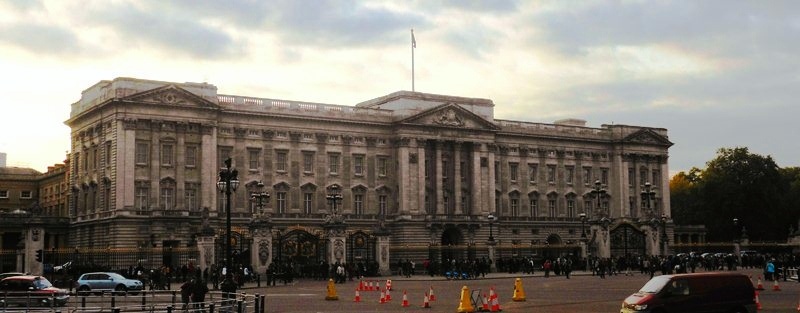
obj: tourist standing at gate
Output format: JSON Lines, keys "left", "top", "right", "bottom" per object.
{"left": 543, "top": 259, "right": 551, "bottom": 278}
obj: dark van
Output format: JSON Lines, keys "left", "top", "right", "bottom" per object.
{"left": 621, "top": 272, "right": 756, "bottom": 313}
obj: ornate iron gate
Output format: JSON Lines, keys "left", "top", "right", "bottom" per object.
{"left": 610, "top": 223, "right": 646, "bottom": 257}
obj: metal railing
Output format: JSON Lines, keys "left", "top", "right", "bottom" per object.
{"left": 1, "top": 290, "right": 266, "bottom": 313}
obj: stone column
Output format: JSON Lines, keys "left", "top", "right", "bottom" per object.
{"left": 454, "top": 141, "right": 462, "bottom": 215}
{"left": 435, "top": 141, "right": 444, "bottom": 215}
{"left": 249, "top": 218, "right": 273, "bottom": 275}
{"left": 417, "top": 139, "right": 427, "bottom": 215}
{"left": 25, "top": 226, "right": 45, "bottom": 275}
{"left": 325, "top": 224, "right": 347, "bottom": 265}
{"left": 487, "top": 241, "right": 497, "bottom": 272}
{"left": 196, "top": 232, "right": 216, "bottom": 273}
{"left": 397, "top": 138, "right": 410, "bottom": 215}
{"left": 375, "top": 235, "right": 391, "bottom": 276}
{"left": 472, "top": 144, "right": 483, "bottom": 215}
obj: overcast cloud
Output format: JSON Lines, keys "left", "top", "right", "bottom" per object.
{"left": 0, "top": 0, "right": 797, "bottom": 175}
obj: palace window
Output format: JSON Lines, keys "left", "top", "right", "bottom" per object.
{"left": 566, "top": 166, "right": 574, "bottom": 184}
{"left": 275, "top": 151, "right": 287, "bottom": 172}
{"left": 185, "top": 186, "right": 197, "bottom": 211}
{"left": 248, "top": 149, "right": 260, "bottom": 170}
{"left": 160, "top": 183, "right": 175, "bottom": 210}
{"left": 566, "top": 197, "right": 575, "bottom": 218}
{"left": 276, "top": 192, "right": 287, "bottom": 214}
{"left": 105, "top": 141, "right": 112, "bottom": 167}
{"left": 135, "top": 142, "right": 149, "bottom": 165}
{"left": 0, "top": 190, "right": 8, "bottom": 199}
{"left": 353, "top": 155, "right": 364, "bottom": 176}
{"left": 509, "top": 163, "right": 518, "bottom": 182}
{"left": 510, "top": 197, "right": 519, "bottom": 217}
{"left": 185, "top": 145, "right": 197, "bottom": 167}
{"left": 161, "top": 143, "right": 174, "bottom": 166}
{"left": 377, "top": 157, "right": 388, "bottom": 177}
{"left": 529, "top": 196, "right": 539, "bottom": 217}
{"left": 328, "top": 154, "right": 339, "bottom": 174}
{"left": 303, "top": 193, "right": 313, "bottom": 214}
{"left": 218, "top": 147, "right": 232, "bottom": 168}
{"left": 584, "top": 167, "right": 592, "bottom": 185}
{"left": 379, "top": 195, "right": 387, "bottom": 216}
{"left": 20, "top": 191, "right": 32, "bottom": 199}
{"left": 354, "top": 194, "right": 364, "bottom": 215}
{"left": 303, "top": 152, "right": 314, "bottom": 174}
{"left": 601, "top": 168, "right": 609, "bottom": 185}
{"left": 528, "top": 164, "right": 538, "bottom": 183}
{"left": 548, "top": 199, "right": 557, "bottom": 217}
{"left": 547, "top": 165, "right": 556, "bottom": 183}
{"left": 135, "top": 186, "right": 149, "bottom": 211}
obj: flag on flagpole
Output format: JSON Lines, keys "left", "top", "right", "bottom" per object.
{"left": 411, "top": 29, "right": 416, "bottom": 48}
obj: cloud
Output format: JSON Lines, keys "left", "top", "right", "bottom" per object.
{"left": 86, "top": 2, "right": 242, "bottom": 59}
{"left": 0, "top": 22, "right": 83, "bottom": 55}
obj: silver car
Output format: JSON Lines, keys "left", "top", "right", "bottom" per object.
{"left": 75, "top": 272, "right": 143, "bottom": 293}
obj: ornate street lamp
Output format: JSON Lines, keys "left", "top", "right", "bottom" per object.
{"left": 641, "top": 182, "right": 656, "bottom": 217}
{"left": 487, "top": 212, "right": 496, "bottom": 242}
{"left": 326, "top": 184, "right": 343, "bottom": 218}
{"left": 733, "top": 218, "right": 739, "bottom": 243}
{"left": 217, "top": 157, "right": 239, "bottom": 295}
{"left": 591, "top": 180, "right": 607, "bottom": 217}
{"left": 250, "top": 181, "right": 270, "bottom": 216}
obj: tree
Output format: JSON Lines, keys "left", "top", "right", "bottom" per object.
{"left": 697, "top": 147, "right": 786, "bottom": 241}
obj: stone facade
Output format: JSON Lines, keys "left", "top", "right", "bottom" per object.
{"left": 63, "top": 77, "right": 673, "bottom": 272}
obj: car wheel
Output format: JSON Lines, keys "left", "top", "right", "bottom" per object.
{"left": 78, "top": 285, "right": 90, "bottom": 293}
{"left": 115, "top": 285, "right": 127, "bottom": 293}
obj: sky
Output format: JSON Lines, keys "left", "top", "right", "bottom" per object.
{"left": 0, "top": 0, "right": 798, "bottom": 176}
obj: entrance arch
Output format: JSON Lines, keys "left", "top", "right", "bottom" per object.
{"left": 440, "top": 226, "right": 463, "bottom": 263}
{"left": 610, "top": 223, "right": 646, "bottom": 258}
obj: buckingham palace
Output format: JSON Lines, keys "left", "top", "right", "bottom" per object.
{"left": 58, "top": 77, "right": 672, "bottom": 275}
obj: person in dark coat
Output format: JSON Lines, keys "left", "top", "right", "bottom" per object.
{"left": 192, "top": 279, "right": 210, "bottom": 311}
{"left": 180, "top": 279, "right": 194, "bottom": 309}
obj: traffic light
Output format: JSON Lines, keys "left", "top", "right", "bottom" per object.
{"left": 35, "top": 249, "right": 43, "bottom": 263}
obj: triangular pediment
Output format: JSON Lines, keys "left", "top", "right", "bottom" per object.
{"left": 623, "top": 128, "right": 673, "bottom": 147}
{"left": 397, "top": 103, "right": 500, "bottom": 131}
{"left": 122, "top": 85, "right": 219, "bottom": 109}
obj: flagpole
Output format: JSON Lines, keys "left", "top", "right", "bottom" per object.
{"left": 411, "top": 29, "right": 415, "bottom": 92}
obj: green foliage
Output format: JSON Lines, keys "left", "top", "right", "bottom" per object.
{"left": 671, "top": 147, "right": 800, "bottom": 242}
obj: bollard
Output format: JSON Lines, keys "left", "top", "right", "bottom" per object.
{"left": 81, "top": 295, "right": 86, "bottom": 308}
{"left": 141, "top": 291, "right": 146, "bottom": 311}
{"left": 237, "top": 300, "right": 244, "bottom": 313}
{"left": 209, "top": 303, "right": 215, "bottom": 313}
{"left": 260, "top": 294, "right": 266, "bottom": 313}
{"left": 257, "top": 274, "right": 261, "bottom": 287}
{"left": 255, "top": 294, "right": 260, "bottom": 313}
{"left": 172, "top": 290, "right": 177, "bottom": 304}
{"left": 166, "top": 305, "right": 173, "bottom": 313}
{"left": 113, "top": 308, "right": 120, "bottom": 313}
{"left": 111, "top": 293, "right": 116, "bottom": 308}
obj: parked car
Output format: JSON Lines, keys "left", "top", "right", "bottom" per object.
{"left": 0, "top": 275, "right": 69, "bottom": 307}
{"left": 0, "top": 272, "right": 26, "bottom": 281}
{"left": 621, "top": 272, "right": 756, "bottom": 313}
{"left": 75, "top": 272, "right": 144, "bottom": 293}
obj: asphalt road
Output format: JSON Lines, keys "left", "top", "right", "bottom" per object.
{"left": 249, "top": 268, "right": 800, "bottom": 313}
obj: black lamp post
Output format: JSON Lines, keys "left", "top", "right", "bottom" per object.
{"left": 591, "top": 180, "right": 607, "bottom": 217}
{"left": 641, "top": 182, "right": 656, "bottom": 217}
{"left": 487, "top": 212, "right": 496, "bottom": 242}
{"left": 217, "top": 157, "right": 239, "bottom": 295}
{"left": 733, "top": 218, "right": 739, "bottom": 243}
{"left": 250, "top": 181, "right": 270, "bottom": 215}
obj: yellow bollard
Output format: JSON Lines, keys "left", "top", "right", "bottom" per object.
{"left": 512, "top": 277, "right": 526, "bottom": 302}
{"left": 325, "top": 278, "right": 339, "bottom": 300}
{"left": 456, "top": 285, "right": 475, "bottom": 313}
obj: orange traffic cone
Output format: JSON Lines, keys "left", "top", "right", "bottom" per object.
{"left": 386, "top": 288, "right": 392, "bottom": 301}
{"left": 386, "top": 279, "right": 393, "bottom": 291}
{"left": 429, "top": 286, "right": 436, "bottom": 301}
{"left": 422, "top": 292, "right": 431, "bottom": 309}
{"left": 773, "top": 279, "right": 782, "bottom": 291}
{"left": 379, "top": 289, "right": 386, "bottom": 304}
{"left": 401, "top": 290, "right": 409, "bottom": 307}
{"left": 482, "top": 293, "right": 490, "bottom": 311}
{"left": 369, "top": 280, "right": 374, "bottom": 291}
{"left": 354, "top": 288, "right": 361, "bottom": 302}
{"left": 796, "top": 299, "right": 800, "bottom": 312}
{"left": 755, "top": 291, "right": 762, "bottom": 310}
{"left": 490, "top": 287, "right": 502, "bottom": 312}
{"left": 756, "top": 276, "right": 765, "bottom": 290}
{"left": 358, "top": 280, "right": 365, "bottom": 291}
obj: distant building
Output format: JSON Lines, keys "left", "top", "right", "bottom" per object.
{"left": 60, "top": 77, "right": 673, "bottom": 274}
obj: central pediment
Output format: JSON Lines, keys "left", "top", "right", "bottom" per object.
{"left": 397, "top": 103, "right": 500, "bottom": 131}
{"left": 122, "top": 85, "right": 220, "bottom": 109}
